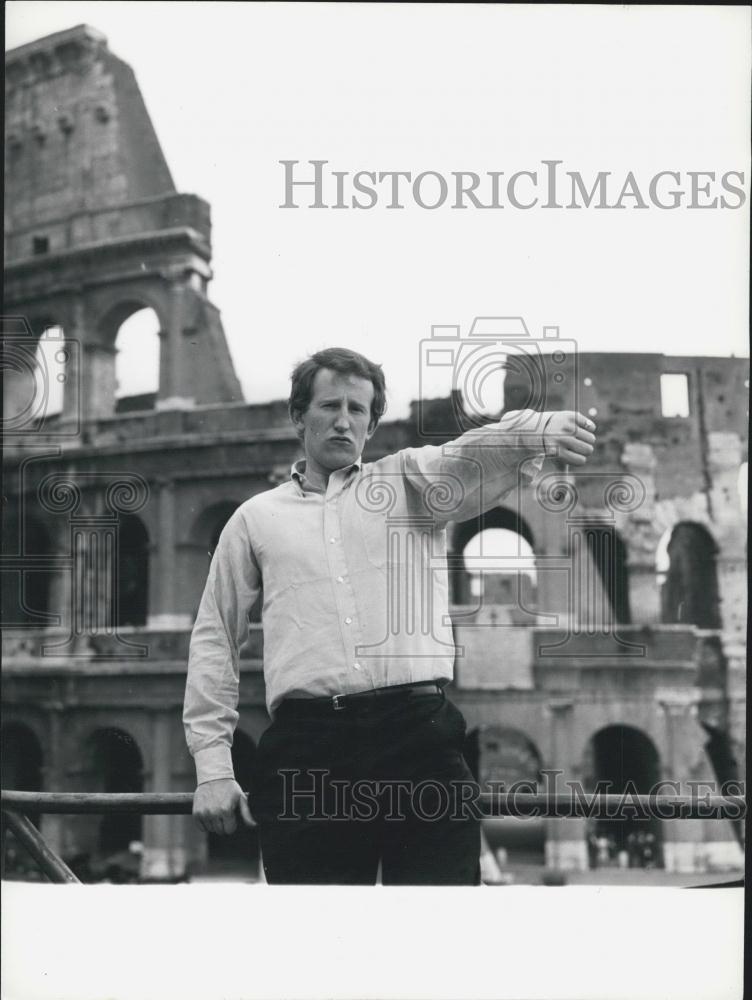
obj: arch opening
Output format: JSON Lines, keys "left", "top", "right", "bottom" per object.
{"left": 583, "top": 725, "right": 663, "bottom": 870}
{"left": 476, "top": 726, "right": 545, "bottom": 866}
{"left": 0, "top": 722, "right": 45, "bottom": 878}
{"left": 114, "top": 307, "right": 160, "bottom": 412}
{"left": 660, "top": 522, "right": 720, "bottom": 628}
{"left": 451, "top": 508, "right": 537, "bottom": 621}
{"left": 83, "top": 727, "right": 144, "bottom": 860}
{"left": 114, "top": 514, "right": 149, "bottom": 627}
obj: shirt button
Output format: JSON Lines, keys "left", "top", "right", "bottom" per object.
{"left": 354, "top": 662, "right": 362, "bottom": 671}
{"left": 345, "top": 617, "right": 352, "bottom": 625}
{"left": 329, "top": 537, "right": 337, "bottom": 544}
{"left": 336, "top": 576, "right": 344, "bottom": 583}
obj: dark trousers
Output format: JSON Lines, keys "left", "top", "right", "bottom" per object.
{"left": 249, "top": 687, "right": 481, "bottom": 885}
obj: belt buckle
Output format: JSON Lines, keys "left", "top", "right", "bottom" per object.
{"left": 332, "top": 694, "right": 346, "bottom": 711}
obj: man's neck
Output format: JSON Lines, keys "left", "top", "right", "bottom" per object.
{"left": 300, "top": 463, "right": 329, "bottom": 493}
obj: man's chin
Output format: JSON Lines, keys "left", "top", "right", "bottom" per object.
{"left": 324, "top": 442, "right": 357, "bottom": 466}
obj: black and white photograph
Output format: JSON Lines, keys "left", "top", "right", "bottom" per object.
{"left": 2, "top": 3, "right": 749, "bottom": 999}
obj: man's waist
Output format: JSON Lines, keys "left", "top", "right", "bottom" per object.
{"left": 276, "top": 679, "right": 446, "bottom": 716}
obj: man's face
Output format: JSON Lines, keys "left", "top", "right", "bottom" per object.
{"left": 293, "top": 368, "right": 376, "bottom": 477}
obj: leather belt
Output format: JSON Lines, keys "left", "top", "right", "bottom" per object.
{"left": 278, "top": 680, "right": 445, "bottom": 716}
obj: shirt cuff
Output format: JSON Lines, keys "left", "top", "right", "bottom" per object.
{"left": 194, "top": 744, "right": 235, "bottom": 785}
{"left": 539, "top": 412, "right": 557, "bottom": 454}
{"left": 520, "top": 452, "right": 547, "bottom": 488}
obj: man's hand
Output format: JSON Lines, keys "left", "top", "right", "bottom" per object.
{"left": 542, "top": 411, "right": 597, "bottom": 465}
{"left": 193, "top": 777, "right": 255, "bottom": 835}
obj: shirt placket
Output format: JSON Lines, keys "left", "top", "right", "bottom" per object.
{"left": 324, "top": 469, "right": 367, "bottom": 682}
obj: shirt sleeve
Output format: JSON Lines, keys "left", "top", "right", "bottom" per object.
{"left": 398, "top": 409, "right": 554, "bottom": 525}
{"left": 183, "top": 506, "right": 261, "bottom": 785}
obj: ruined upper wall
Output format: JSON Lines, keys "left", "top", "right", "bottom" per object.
{"left": 5, "top": 25, "right": 177, "bottom": 259}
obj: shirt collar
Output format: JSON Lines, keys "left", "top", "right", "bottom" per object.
{"left": 290, "top": 456, "right": 362, "bottom": 488}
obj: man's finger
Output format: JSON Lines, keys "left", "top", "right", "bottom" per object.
{"left": 220, "top": 809, "right": 237, "bottom": 835}
{"left": 239, "top": 794, "right": 255, "bottom": 827}
{"left": 197, "top": 814, "right": 222, "bottom": 836}
{"left": 574, "top": 428, "right": 596, "bottom": 445}
{"left": 575, "top": 412, "right": 597, "bottom": 432}
{"left": 564, "top": 437, "right": 595, "bottom": 457}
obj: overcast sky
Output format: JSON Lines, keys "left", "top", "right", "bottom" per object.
{"left": 7, "top": 2, "right": 751, "bottom": 419}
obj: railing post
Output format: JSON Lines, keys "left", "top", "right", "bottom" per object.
{"left": 3, "top": 809, "right": 80, "bottom": 884}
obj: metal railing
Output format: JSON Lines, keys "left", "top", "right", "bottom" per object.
{"left": 1, "top": 788, "right": 745, "bottom": 885}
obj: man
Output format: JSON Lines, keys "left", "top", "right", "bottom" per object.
{"left": 183, "top": 347, "right": 596, "bottom": 883}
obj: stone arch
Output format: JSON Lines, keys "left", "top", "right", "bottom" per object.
{"left": 206, "top": 729, "right": 260, "bottom": 878}
{"left": 449, "top": 507, "right": 536, "bottom": 608}
{"left": 81, "top": 297, "right": 167, "bottom": 420}
{"left": 95, "top": 294, "right": 167, "bottom": 348}
{"left": 477, "top": 725, "right": 543, "bottom": 787}
{"left": 660, "top": 521, "right": 721, "bottom": 628}
{"left": 582, "top": 724, "right": 663, "bottom": 870}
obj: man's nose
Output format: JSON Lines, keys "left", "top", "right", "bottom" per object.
{"left": 333, "top": 406, "right": 350, "bottom": 429}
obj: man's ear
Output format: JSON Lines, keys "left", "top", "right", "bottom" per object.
{"left": 366, "top": 419, "right": 378, "bottom": 440}
{"left": 291, "top": 409, "right": 305, "bottom": 438}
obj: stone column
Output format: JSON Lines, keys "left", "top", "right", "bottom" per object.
{"left": 41, "top": 710, "right": 66, "bottom": 858}
{"left": 46, "top": 518, "right": 74, "bottom": 637}
{"left": 658, "top": 693, "right": 704, "bottom": 874}
{"left": 82, "top": 343, "right": 118, "bottom": 422}
{"left": 620, "top": 443, "right": 661, "bottom": 624}
{"left": 142, "top": 711, "right": 180, "bottom": 878}
{"left": 707, "top": 433, "right": 747, "bottom": 643}
{"left": 148, "top": 478, "right": 192, "bottom": 630}
{"left": 544, "top": 699, "right": 587, "bottom": 870}
{"left": 157, "top": 277, "right": 195, "bottom": 410}
{"left": 706, "top": 432, "right": 747, "bottom": 801}
{"left": 60, "top": 297, "right": 84, "bottom": 429}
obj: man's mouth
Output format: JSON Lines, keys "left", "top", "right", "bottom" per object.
{"left": 329, "top": 437, "right": 353, "bottom": 445}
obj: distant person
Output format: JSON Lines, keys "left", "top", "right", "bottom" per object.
{"left": 184, "top": 347, "right": 597, "bottom": 883}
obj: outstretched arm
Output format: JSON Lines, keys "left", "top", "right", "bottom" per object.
{"left": 396, "top": 408, "right": 597, "bottom": 524}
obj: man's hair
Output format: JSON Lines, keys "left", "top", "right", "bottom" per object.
{"left": 288, "top": 347, "right": 387, "bottom": 434}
